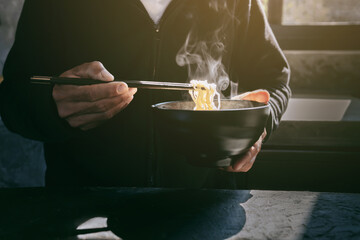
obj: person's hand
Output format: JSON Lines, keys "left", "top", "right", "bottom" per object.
{"left": 52, "top": 61, "right": 137, "bottom": 131}
{"left": 231, "top": 89, "right": 270, "bottom": 104}
{"left": 223, "top": 90, "right": 270, "bottom": 172}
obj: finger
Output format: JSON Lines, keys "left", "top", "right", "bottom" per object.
{"left": 224, "top": 137, "right": 262, "bottom": 173}
{"left": 234, "top": 146, "right": 257, "bottom": 171}
{"left": 261, "top": 128, "right": 267, "bottom": 140}
{"left": 80, "top": 122, "right": 101, "bottom": 131}
{"left": 234, "top": 133, "right": 264, "bottom": 172}
{"left": 53, "top": 81, "right": 129, "bottom": 102}
{"left": 222, "top": 151, "right": 250, "bottom": 172}
{"left": 129, "top": 87, "right": 138, "bottom": 95}
{"left": 223, "top": 147, "right": 257, "bottom": 173}
{"left": 60, "top": 61, "right": 114, "bottom": 81}
{"left": 57, "top": 92, "right": 134, "bottom": 118}
{"left": 238, "top": 151, "right": 257, "bottom": 172}
{"left": 241, "top": 90, "right": 270, "bottom": 104}
{"left": 66, "top": 95, "right": 134, "bottom": 128}
{"left": 221, "top": 129, "right": 266, "bottom": 172}
{"left": 78, "top": 87, "right": 136, "bottom": 115}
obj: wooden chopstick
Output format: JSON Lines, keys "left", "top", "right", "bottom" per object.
{"left": 30, "top": 76, "right": 194, "bottom": 91}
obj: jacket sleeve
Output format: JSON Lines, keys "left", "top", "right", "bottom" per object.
{"left": 0, "top": 0, "right": 82, "bottom": 142}
{"left": 232, "top": 0, "right": 291, "bottom": 141}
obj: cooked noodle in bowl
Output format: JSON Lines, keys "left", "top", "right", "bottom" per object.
{"left": 189, "top": 80, "right": 220, "bottom": 110}
{"left": 152, "top": 81, "right": 270, "bottom": 167}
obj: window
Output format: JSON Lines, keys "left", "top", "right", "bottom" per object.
{"left": 283, "top": 0, "right": 360, "bottom": 25}
{"left": 261, "top": 0, "right": 360, "bottom": 50}
{"left": 259, "top": 0, "right": 360, "bottom": 96}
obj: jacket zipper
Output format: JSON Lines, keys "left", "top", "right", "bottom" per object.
{"left": 152, "top": 23, "right": 162, "bottom": 80}
{"left": 132, "top": 0, "right": 178, "bottom": 79}
{"left": 148, "top": 23, "right": 161, "bottom": 187}
{"left": 148, "top": 1, "right": 180, "bottom": 187}
{"left": 131, "top": 0, "right": 180, "bottom": 187}
{"left": 135, "top": 0, "right": 179, "bottom": 187}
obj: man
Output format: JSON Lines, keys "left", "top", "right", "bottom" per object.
{"left": 0, "top": 0, "right": 290, "bottom": 187}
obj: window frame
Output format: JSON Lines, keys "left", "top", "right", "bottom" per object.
{"left": 267, "top": 0, "right": 360, "bottom": 50}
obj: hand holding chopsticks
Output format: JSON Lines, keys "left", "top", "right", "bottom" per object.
{"left": 32, "top": 61, "right": 196, "bottom": 130}
{"left": 50, "top": 61, "right": 138, "bottom": 131}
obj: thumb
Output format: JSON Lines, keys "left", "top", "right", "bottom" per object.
{"left": 61, "top": 61, "right": 114, "bottom": 82}
{"left": 86, "top": 61, "right": 114, "bottom": 82}
{"left": 232, "top": 90, "right": 270, "bottom": 104}
{"left": 98, "top": 67, "right": 114, "bottom": 82}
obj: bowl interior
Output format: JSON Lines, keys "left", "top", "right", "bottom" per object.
{"left": 153, "top": 100, "right": 267, "bottom": 111}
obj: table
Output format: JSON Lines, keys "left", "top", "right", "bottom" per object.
{"left": 0, "top": 188, "right": 359, "bottom": 239}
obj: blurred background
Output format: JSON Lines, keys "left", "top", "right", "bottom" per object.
{"left": 0, "top": 0, "right": 359, "bottom": 190}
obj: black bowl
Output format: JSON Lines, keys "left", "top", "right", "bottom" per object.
{"left": 152, "top": 100, "right": 270, "bottom": 167}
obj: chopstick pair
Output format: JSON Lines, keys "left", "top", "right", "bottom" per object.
{"left": 30, "top": 76, "right": 194, "bottom": 91}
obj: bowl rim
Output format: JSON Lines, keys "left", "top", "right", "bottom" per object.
{"left": 152, "top": 99, "right": 270, "bottom": 112}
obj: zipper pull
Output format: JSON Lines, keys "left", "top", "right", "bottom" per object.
{"left": 155, "top": 24, "right": 160, "bottom": 33}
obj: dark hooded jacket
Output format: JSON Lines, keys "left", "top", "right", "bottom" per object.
{"left": 0, "top": 0, "right": 290, "bottom": 187}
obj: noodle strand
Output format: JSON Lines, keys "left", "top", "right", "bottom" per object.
{"left": 189, "top": 80, "right": 220, "bottom": 110}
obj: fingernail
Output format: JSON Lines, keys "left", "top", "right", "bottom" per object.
{"left": 117, "top": 83, "right": 127, "bottom": 93}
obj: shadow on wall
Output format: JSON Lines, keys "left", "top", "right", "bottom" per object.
{"left": 0, "top": 117, "right": 46, "bottom": 187}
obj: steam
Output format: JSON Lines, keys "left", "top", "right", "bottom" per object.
{"left": 175, "top": 1, "right": 242, "bottom": 95}
{"left": 176, "top": 30, "right": 229, "bottom": 92}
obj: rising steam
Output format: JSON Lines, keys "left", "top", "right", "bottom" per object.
{"left": 176, "top": 30, "right": 230, "bottom": 92}
{"left": 176, "top": 0, "right": 241, "bottom": 97}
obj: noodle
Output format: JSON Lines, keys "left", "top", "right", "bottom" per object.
{"left": 189, "top": 80, "right": 220, "bottom": 110}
